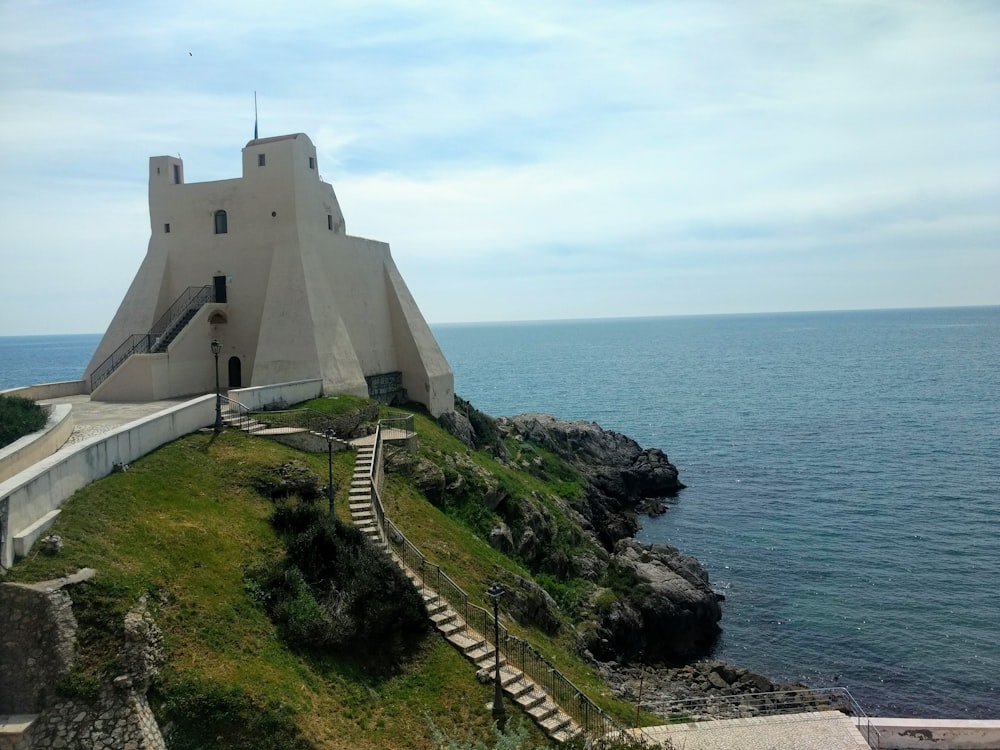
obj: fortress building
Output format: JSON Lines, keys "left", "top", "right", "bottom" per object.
{"left": 83, "top": 133, "right": 454, "bottom": 416}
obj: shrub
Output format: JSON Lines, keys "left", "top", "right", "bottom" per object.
{"left": 0, "top": 394, "right": 47, "bottom": 448}
{"left": 249, "top": 504, "right": 430, "bottom": 671}
{"left": 154, "top": 676, "right": 311, "bottom": 750}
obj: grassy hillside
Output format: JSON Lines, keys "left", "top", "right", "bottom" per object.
{"left": 7, "top": 399, "right": 656, "bottom": 748}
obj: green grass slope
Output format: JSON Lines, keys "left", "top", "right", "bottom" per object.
{"left": 7, "top": 399, "right": 654, "bottom": 748}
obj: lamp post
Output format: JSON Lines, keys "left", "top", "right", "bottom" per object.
{"left": 486, "top": 582, "right": 507, "bottom": 731}
{"left": 324, "top": 426, "right": 336, "bottom": 515}
{"left": 211, "top": 339, "right": 223, "bottom": 433}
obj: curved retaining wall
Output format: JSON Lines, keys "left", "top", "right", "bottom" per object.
{"left": 0, "top": 395, "right": 215, "bottom": 570}
{"left": 0, "top": 404, "right": 74, "bottom": 485}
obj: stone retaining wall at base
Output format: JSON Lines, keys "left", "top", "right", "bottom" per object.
{"left": 873, "top": 718, "right": 1000, "bottom": 750}
{"left": 0, "top": 574, "right": 166, "bottom": 750}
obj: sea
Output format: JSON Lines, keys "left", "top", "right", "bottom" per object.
{"left": 2, "top": 308, "right": 997, "bottom": 719}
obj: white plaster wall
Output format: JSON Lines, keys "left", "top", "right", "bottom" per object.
{"left": 229, "top": 379, "right": 323, "bottom": 411}
{"left": 85, "top": 132, "right": 453, "bottom": 415}
{"left": 1, "top": 382, "right": 87, "bottom": 400}
{"left": 873, "top": 718, "right": 1000, "bottom": 749}
{"left": 0, "top": 404, "right": 73, "bottom": 484}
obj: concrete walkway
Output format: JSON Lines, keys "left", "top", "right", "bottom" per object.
{"left": 639, "top": 710, "right": 873, "bottom": 750}
{"left": 39, "top": 394, "right": 190, "bottom": 446}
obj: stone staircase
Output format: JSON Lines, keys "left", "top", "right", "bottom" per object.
{"left": 346, "top": 439, "right": 580, "bottom": 743}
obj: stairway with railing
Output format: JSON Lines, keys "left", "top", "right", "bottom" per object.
{"left": 89, "top": 285, "right": 214, "bottom": 391}
{"left": 349, "top": 424, "right": 634, "bottom": 745}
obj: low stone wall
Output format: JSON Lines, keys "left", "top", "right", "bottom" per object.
{"left": 0, "top": 575, "right": 82, "bottom": 714}
{"left": 0, "top": 381, "right": 87, "bottom": 401}
{"left": 0, "top": 404, "right": 74, "bottom": 485}
{"left": 0, "top": 573, "right": 166, "bottom": 750}
{"left": 873, "top": 718, "right": 1000, "bottom": 750}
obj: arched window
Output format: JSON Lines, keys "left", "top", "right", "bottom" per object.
{"left": 214, "top": 210, "right": 228, "bottom": 234}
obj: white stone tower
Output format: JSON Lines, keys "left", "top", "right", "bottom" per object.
{"left": 83, "top": 133, "right": 454, "bottom": 416}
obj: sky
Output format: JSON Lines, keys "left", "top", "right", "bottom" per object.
{"left": 0, "top": 1, "right": 998, "bottom": 336}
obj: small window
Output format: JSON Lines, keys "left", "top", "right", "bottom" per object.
{"left": 173, "top": 164, "right": 181, "bottom": 184}
{"left": 309, "top": 156, "right": 316, "bottom": 170}
{"left": 327, "top": 214, "right": 333, "bottom": 231}
{"left": 164, "top": 223, "right": 171, "bottom": 233}
{"left": 214, "top": 210, "right": 228, "bottom": 234}
{"left": 156, "top": 167, "right": 161, "bottom": 175}
{"left": 258, "top": 153, "right": 266, "bottom": 167}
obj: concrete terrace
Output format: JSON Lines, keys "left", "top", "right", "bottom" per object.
{"left": 639, "top": 710, "right": 873, "bottom": 749}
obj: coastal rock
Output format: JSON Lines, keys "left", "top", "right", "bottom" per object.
{"left": 501, "top": 413, "right": 684, "bottom": 548}
{"left": 582, "top": 539, "right": 722, "bottom": 665}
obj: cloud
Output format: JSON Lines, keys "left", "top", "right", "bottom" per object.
{"left": 0, "top": 0, "right": 998, "bottom": 334}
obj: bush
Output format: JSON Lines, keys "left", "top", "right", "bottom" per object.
{"left": 0, "top": 394, "right": 47, "bottom": 448}
{"left": 154, "top": 676, "right": 311, "bottom": 750}
{"left": 249, "top": 503, "right": 430, "bottom": 670}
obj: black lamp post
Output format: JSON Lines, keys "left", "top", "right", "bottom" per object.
{"left": 211, "top": 339, "right": 223, "bottom": 433}
{"left": 486, "top": 582, "right": 507, "bottom": 730}
{"left": 324, "top": 426, "right": 336, "bottom": 515}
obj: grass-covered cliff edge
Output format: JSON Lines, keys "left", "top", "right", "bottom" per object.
{"left": 4, "top": 395, "right": 739, "bottom": 748}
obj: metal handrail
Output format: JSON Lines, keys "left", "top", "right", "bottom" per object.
{"left": 89, "top": 285, "right": 213, "bottom": 391}
{"left": 364, "top": 429, "right": 630, "bottom": 742}
{"left": 642, "top": 687, "right": 880, "bottom": 748}
{"left": 150, "top": 285, "right": 213, "bottom": 338}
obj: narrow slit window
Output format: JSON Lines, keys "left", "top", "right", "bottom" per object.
{"left": 258, "top": 153, "right": 266, "bottom": 166}
{"left": 309, "top": 156, "right": 316, "bottom": 170}
{"left": 327, "top": 214, "right": 333, "bottom": 231}
{"left": 173, "top": 164, "right": 181, "bottom": 184}
{"left": 214, "top": 210, "right": 228, "bottom": 234}
{"left": 164, "top": 223, "right": 171, "bottom": 233}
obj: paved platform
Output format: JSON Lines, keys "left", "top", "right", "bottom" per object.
{"left": 639, "top": 710, "right": 872, "bottom": 750}
{"left": 38, "top": 394, "right": 189, "bottom": 445}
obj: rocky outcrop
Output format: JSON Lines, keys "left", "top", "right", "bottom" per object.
{"left": 601, "top": 659, "right": 814, "bottom": 718}
{"left": 501, "top": 413, "right": 684, "bottom": 548}
{"left": 581, "top": 540, "right": 722, "bottom": 665}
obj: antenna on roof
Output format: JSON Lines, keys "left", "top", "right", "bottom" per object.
{"left": 253, "top": 91, "right": 259, "bottom": 140}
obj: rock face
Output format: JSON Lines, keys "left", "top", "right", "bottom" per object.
{"left": 601, "top": 659, "right": 814, "bottom": 718}
{"left": 582, "top": 540, "right": 722, "bottom": 665}
{"left": 501, "top": 413, "right": 684, "bottom": 548}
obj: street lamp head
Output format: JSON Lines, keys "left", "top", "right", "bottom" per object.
{"left": 210, "top": 339, "right": 222, "bottom": 356}
{"left": 486, "top": 582, "right": 506, "bottom": 601}
{"left": 324, "top": 426, "right": 336, "bottom": 444}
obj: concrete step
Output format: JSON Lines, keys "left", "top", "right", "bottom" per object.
{"left": 538, "top": 710, "right": 573, "bottom": 735}
{"left": 527, "top": 701, "right": 558, "bottom": 723}
{"left": 349, "top": 502, "right": 371, "bottom": 512}
{"left": 430, "top": 609, "right": 457, "bottom": 628}
{"left": 438, "top": 619, "right": 464, "bottom": 637}
{"left": 513, "top": 686, "right": 547, "bottom": 710}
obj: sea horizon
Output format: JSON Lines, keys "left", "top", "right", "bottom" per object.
{"left": 2, "top": 306, "right": 998, "bottom": 719}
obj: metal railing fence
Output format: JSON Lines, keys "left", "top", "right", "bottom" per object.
{"left": 89, "top": 285, "right": 213, "bottom": 391}
{"left": 364, "top": 427, "right": 629, "bottom": 743}
{"left": 642, "top": 687, "right": 880, "bottom": 748}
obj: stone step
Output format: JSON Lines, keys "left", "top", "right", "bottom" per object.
{"left": 349, "top": 502, "right": 371, "bottom": 512}
{"left": 445, "top": 631, "right": 482, "bottom": 652}
{"left": 550, "top": 725, "right": 581, "bottom": 744}
{"left": 505, "top": 676, "right": 535, "bottom": 700}
{"left": 513, "top": 686, "right": 547, "bottom": 710}
{"left": 538, "top": 710, "right": 573, "bottom": 735}
{"left": 527, "top": 701, "right": 558, "bottom": 723}
{"left": 430, "top": 609, "right": 457, "bottom": 628}
{"left": 475, "top": 652, "right": 506, "bottom": 671}
{"left": 438, "top": 619, "right": 464, "bottom": 637}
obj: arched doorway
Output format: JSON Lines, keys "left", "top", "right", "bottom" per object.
{"left": 228, "top": 356, "right": 242, "bottom": 389}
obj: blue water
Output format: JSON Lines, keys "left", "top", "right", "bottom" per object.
{"left": 0, "top": 334, "right": 101, "bottom": 391}
{"left": 432, "top": 308, "right": 1000, "bottom": 719}
{"left": 3, "top": 313, "right": 997, "bottom": 718}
